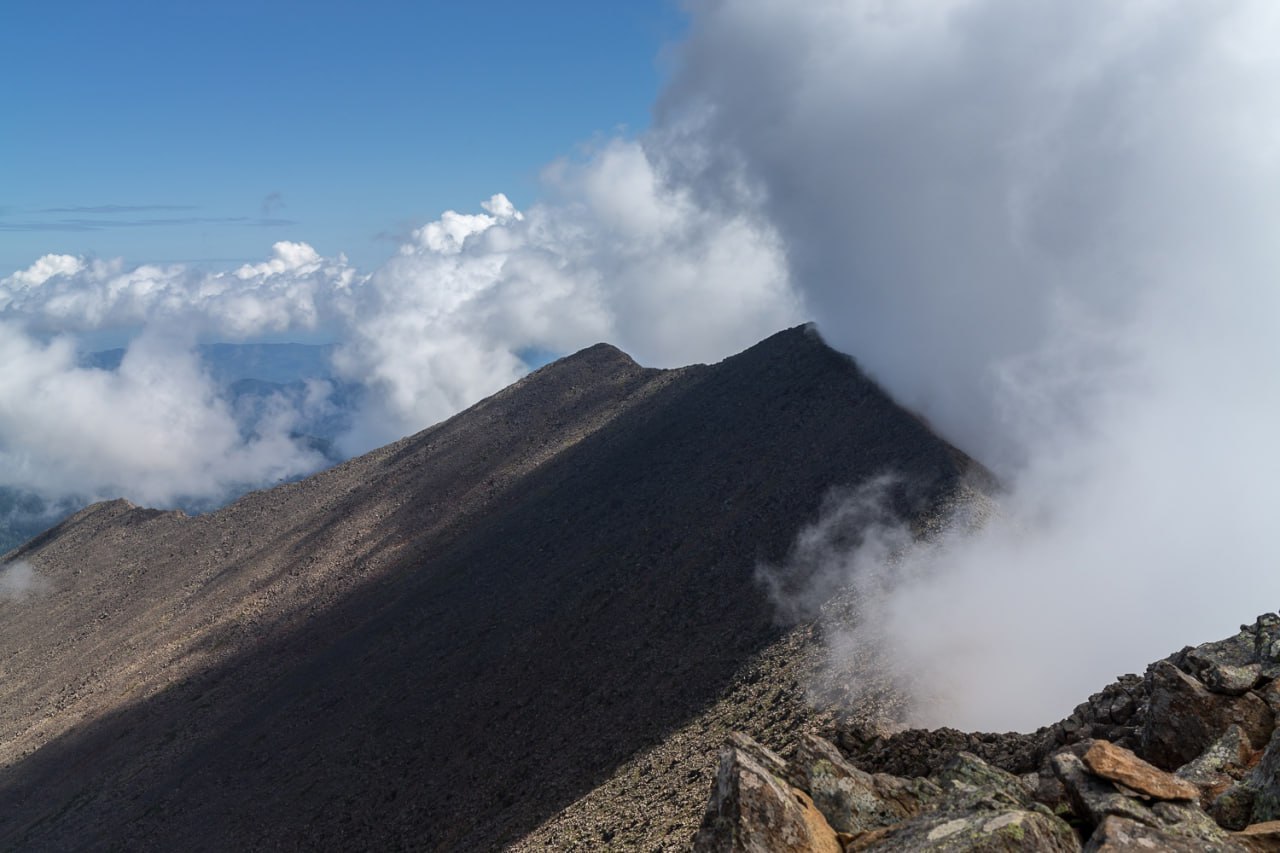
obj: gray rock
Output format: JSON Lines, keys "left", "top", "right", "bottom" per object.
{"left": 1248, "top": 728, "right": 1280, "bottom": 823}
{"left": 791, "top": 733, "right": 940, "bottom": 834}
{"left": 693, "top": 734, "right": 842, "bottom": 853}
{"left": 844, "top": 752, "right": 1079, "bottom": 851}
{"left": 1178, "top": 724, "right": 1256, "bottom": 808}
{"left": 850, "top": 808, "right": 1080, "bottom": 852}
{"left": 1140, "top": 660, "right": 1273, "bottom": 770}
{"left": 1254, "top": 615, "right": 1280, "bottom": 680}
{"left": 935, "top": 751, "right": 1036, "bottom": 810}
{"left": 1051, "top": 751, "right": 1157, "bottom": 829}
{"left": 1086, "top": 814, "right": 1247, "bottom": 852}
{"left": 1207, "top": 720, "right": 1280, "bottom": 830}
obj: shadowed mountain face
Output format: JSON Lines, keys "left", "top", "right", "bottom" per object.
{"left": 0, "top": 326, "right": 980, "bottom": 850}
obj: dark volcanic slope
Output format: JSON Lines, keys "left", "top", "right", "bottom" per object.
{"left": 0, "top": 326, "right": 979, "bottom": 851}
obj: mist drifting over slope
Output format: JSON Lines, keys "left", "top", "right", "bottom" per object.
{"left": 674, "top": 0, "right": 1280, "bottom": 730}
{"left": 5, "top": 0, "right": 1280, "bottom": 730}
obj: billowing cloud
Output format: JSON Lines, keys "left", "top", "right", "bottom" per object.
{"left": 1, "top": 151, "right": 801, "bottom": 496}
{"left": 0, "top": 323, "right": 328, "bottom": 505}
{"left": 676, "top": 0, "right": 1280, "bottom": 730}
{"left": 2, "top": 244, "right": 358, "bottom": 338}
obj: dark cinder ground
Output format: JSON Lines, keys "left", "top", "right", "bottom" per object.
{"left": 0, "top": 325, "right": 979, "bottom": 851}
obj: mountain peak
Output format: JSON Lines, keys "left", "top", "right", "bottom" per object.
{"left": 0, "top": 327, "right": 984, "bottom": 850}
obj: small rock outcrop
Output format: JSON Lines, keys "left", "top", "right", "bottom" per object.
{"left": 692, "top": 734, "right": 842, "bottom": 853}
{"left": 693, "top": 613, "right": 1280, "bottom": 851}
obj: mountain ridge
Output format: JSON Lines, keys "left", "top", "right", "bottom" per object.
{"left": 0, "top": 325, "right": 985, "bottom": 850}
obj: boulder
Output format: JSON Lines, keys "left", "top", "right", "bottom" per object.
{"left": 1209, "top": 724, "right": 1280, "bottom": 830}
{"left": 1253, "top": 615, "right": 1280, "bottom": 680}
{"left": 849, "top": 808, "right": 1080, "bottom": 852}
{"left": 1233, "top": 821, "right": 1280, "bottom": 853}
{"left": 1140, "top": 660, "right": 1273, "bottom": 770}
{"left": 791, "top": 733, "right": 939, "bottom": 834}
{"left": 845, "top": 752, "right": 1079, "bottom": 851}
{"left": 1086, "top": 814, "right": 1246, "bottom": 852}
{"left": 692, "top": 734, "right": 842, "bottom": 853}
{"left": 1179, "top": 725, "right": 1258, "bottom": 808}
{"left": 1051, "top": 751, "right": 1158, "bottom": 828}
{"left": 1081, "top": 740, "right": 1198, "bottom": 801}
{"left": 1246, "top": 728, "right": 1280, "bottom": 824}
{"left": 1213, "top": 784, "right": 1259, "bottom": 832}
{"left": 931, "top": 747, "right": 1039, "bottom": 809}
{"left": 1182, "top": 628, "right": 1263, "bottom": 694}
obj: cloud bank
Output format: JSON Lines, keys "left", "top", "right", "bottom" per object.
{"left": 673, "top": 0, "right": 1280, "bottom": 730}
{"left": 2, "top": 144, "right": 800, "bottom": 501}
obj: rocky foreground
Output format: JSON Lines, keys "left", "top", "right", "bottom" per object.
{"left": 694, "top": 614, "right": 1280, "bottom": 851}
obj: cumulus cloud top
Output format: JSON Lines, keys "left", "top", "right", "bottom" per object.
{"left": 1, "top": 141, "right": 801, "bottom": 500}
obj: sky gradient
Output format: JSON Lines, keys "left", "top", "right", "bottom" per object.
{"left": 2, "top": 0, "right": 683, "bottom": 272}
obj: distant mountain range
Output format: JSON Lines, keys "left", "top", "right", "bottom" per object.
{"left": 0, "top": 326, "right": 983, "bottom": 849}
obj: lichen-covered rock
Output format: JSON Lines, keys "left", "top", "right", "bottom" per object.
{"left": 1253, "top": 615, "right": 1280, "bottom": 680}
{"left": 692, "top": 734, "right": 841, "bottom": 853}
{"left": 1181, "top": 628, "right": 1264, "bottom": 693}
{"left": 934, "top": 751, "right": 1036, "bottom": 809}
{"left": 1140, "top": 660, "right": 1273, "bottom": 770}
{"left": 847, "top": 752, "right": 1078, "bottom": 851}
{"left": 1086, "top": 814, "right": 1246, "bottom": 852}
{"left": 1212, "top": 783, "right": 1259, "bottom": 832}
{"left": 791, "top": 733, "right": 939, "bottom": 834}
{"left": 1051, "top": 751, "right": 1157, "bottom": 828}
{"left": 1081, "top": 740, "right": 1198, "bottom": 801}
{"left": 1247, "top": 729, "right": 1280, "bottom": 824}
{"left": 849, "top": 807, "right": 1080, "bottom": 852}
{"left": 1208, "top": 723, "right": 1280, "bottom": 830}
{"left": 1179, "top": 725, "right": 1258, "bottom": 808}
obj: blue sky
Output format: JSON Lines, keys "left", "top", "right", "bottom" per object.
{"left": 1, "top": 0, "right": 683, "bottom": 273}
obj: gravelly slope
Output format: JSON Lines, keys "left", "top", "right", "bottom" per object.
{"left": 0, "top": 325, "right": 981, "bottom": 851}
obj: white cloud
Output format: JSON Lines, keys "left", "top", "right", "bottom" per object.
{"left": 674, "top": 0, "right": 1280, "bottom": 730}
{"left": 0, "top": 323, "right": 328, "bottom": 505}
{"left": 0, "top": 143, "right": 801, "bottom": 498}
{"left": 1, "top": 246, "right": 358, "bottom": 338}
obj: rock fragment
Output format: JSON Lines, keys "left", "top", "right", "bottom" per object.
{"left": 1141, "top": 660, "right": 1273, "bottom": 770}
{"left": 791, "top": 733, "right": 938, "bottom": 834}
{"left": 1081, "top": 739, "right": 1198, "bottom": 801}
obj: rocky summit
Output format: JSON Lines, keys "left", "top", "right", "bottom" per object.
{"left": 0, "top": 326, "right": 983, "bottom": 850}
{"left": 692, "top": 614, "right": 1280, "bottom": 852}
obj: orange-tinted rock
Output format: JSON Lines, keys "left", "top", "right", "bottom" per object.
{"left": 1083, "top": 740, "right": 1198, "bottom": 801}
{"left": 1233, "top": 820, "right": 1280, "bottom": 852}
